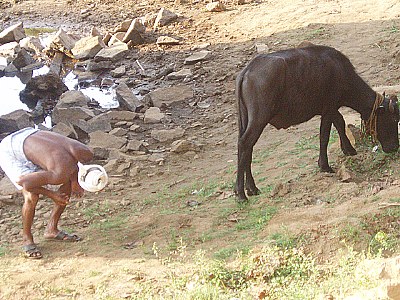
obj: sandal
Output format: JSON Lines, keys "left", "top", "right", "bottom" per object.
{"left": 22, "top": 244, "right": 42, "bottom": 259}
{"left": 45, "top": 230, "right": 82, "bottom": 242}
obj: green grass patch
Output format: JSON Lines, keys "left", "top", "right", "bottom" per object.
{"left": 0, "top": 244, "right": 8, "bottom": 257}
{"left": 235, "top": 206, "right": 278, "bottom": 231}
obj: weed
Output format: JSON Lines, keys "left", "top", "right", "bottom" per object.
{"left": 369, "top": 231, "right": 398, "bottom": 256}
{"left": 235, "top": 206, "right": 278, "bottom": 231}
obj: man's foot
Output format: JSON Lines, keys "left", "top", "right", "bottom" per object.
{"left": 22, "top": 244, "right": 42, "bottom": 259}
{"left": 44, "top": 230, "right": 82, "bottom": 242}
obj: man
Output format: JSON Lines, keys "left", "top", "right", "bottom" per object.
{"left": 0, "top": 127, "right": 108, "bottom": 259}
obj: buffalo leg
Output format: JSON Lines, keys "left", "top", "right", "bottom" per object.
{"left": 236, "top": 124, "right": 265, "bottom": 201}
{"left": 332, "top": 111, "right": 357, "bottom": 156}
{"left": 318, "top": 115, "right": 334, "bottom": 173}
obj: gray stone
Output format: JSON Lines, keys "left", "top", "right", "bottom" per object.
{"left": 125, "top": 139, "right": 144, "bottom": 151}
{"left": 0, "top": 22, "right": 26, "bottom": 44}
{"left": 109, "top": 127, "right": 128, "bottom": 137}
{"left": 184, "top": 50, "right": 211, "bottom": 64}
{"left": 166, "top": 68, "right": 192, "bottom": 80}
{"left": 52, "top": 122, "right": 78, "bottom": 139}
{"left": 72, "top": 36, "right": 106, "bottom": 60}
{"left": 88, "top": 131, "right": 127, "bottom": 149}
{"left": 144, "top": 107, "right": 165, "bottom": 124}
{"left": 116, "top": 82, "right": 143, "bottom": 112}
{"left": 94, "top": 42, "right": 129, "bottom": 62}
{"left": 103, "top": 110, "right": 137, "bottom": 122}
{"left": 255, "top": 43, "right": 269, "bottom": 54}
{"left": 151, "top": 127, "right": 185, "bottom": 142}
{"left": 146, "top": 84, "right": 193, "bottom": 108}
{"left": 11, "top": 48, "right": 35, "bottom": 70}
{"left": 156, "top": 36, "right": 180, "bottom": 45}
{"left": 0, "top": 110, "right": 34, "bottom": 133}
{"left": 74, "top": 116, "right": 112, "bottom": 134}
{"left": 110, "top": 65, "right": 126, "bottom": 78}
{"left": 108, "top": 33, "right": 125, "bottom": 46}
{"left": 52, "top": 107, "right": 95, "bottom": 125}
{"left": 87, "top": 60, "right": 113, "bottom": 71}
{"left": 56, "top": 90, "right": 89, "bottom": 108}
{"left": 113, "top": 19, "right": 132, "bottom": 33}
{"left": 122, "top": 28, "right": 144, "bottom": 45}
{"left": 153, "top": 8, "right": 178, "bottom": 29}
{"left": 0, "top": 177, "right": 18, "bottom": 197}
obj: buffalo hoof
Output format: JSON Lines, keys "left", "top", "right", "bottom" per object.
{"left": 320, "top": 166, "right": 334, "bottom": 173}
{"left": 234, "top": 189, "right": 249, "bottom": 203}
{"left": 246, "top": 187, "right": 261, "bottom": 196}
{"left": 342, "top": 147, "right": 357, "bottom": 156}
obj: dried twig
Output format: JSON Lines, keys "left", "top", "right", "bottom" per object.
{"left": 378, "top": 203, "right": 400, "bottom": 209}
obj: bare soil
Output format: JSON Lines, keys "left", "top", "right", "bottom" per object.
{"left": 1, "top": 0, "right": 400, "bottom": 299}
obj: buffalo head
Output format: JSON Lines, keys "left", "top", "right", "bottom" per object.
{"left": 376, "top": 94, "right": 400, "bottom": 153}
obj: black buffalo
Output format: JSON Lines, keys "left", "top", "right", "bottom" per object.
{"left": 235, "top": 45, "right": 399, "bottom": 202}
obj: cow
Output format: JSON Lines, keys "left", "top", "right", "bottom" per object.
{"left": 235, "top": 45, "right": 399, "bottom": 202}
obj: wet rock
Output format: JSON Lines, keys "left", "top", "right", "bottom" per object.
{"left": 145, "top": 84, "right": 193, "bottom": 108}
{"left": 46, "top": 28, "right": 77, "bottom": 57}
{"left": 57, "top": 90, "right": 89, "bottom": 108}
{"left": 88, "top": 130, "right": 127, "bottom": 149}
{"left": 184, "top": 50, "right": 211, "bottom": 64}
{"left": 170, "top": 139, "right": 199, "bottom": 153}
{"left": 151, "top": 127, "right": 185, "bottom": 142}
{"left": 166, "top": 68, "right": 192, "bottom": 80}
{"left": 153, "top": 8, "right": 178, "bottom": 29}
{"left": 0, "top": 110, "right": 34, "bottom": 134}
{"left": 144, "top": 107, "right": 165, "bottom": 124}
{"left": 72, "top": 36, "right": 106, "bottom": 60}
{"left": 94, "top": 42, "right": 129, "bottom": 62}
{"left": 156, "top": 36, "right": 180, "bottom": 45}
{"left": 19, "top": 73, "right": 68, "bottom": 109}
{"left": 206, "top": 1, "right": 226, "bottom": 12}
{"left": 116, "top": 82, "right": 143, "bottom": 112}
{"left": 0, "top": 22, "right": 26, "bottom": 44}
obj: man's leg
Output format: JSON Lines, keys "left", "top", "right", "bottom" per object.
{"left": 21, "top": 190, "right": 42, "bottom": 258}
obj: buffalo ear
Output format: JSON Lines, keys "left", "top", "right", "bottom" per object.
{"left": 383, "top": 91, "right": 386, "bottom": 98}
{"left": 389, "top": 99, "right": 395, "bottom": 113}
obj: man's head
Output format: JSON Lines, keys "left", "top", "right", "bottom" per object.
{"left": 77, "top": 162, "right": 108, "bottom": 192}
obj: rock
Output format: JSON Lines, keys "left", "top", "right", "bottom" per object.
{"left": 87, "top": 60, "right": 113, "bottom": 71}
{"left": 145, "top": 84, "right": 193, "bottom": 108}
{"left": 88, "top": 131, "right": 127, "bottom": 149}
{"left": 91, "top": 26, "right": 102, "bottom": 37}
{"left": 57, "top": 90, "right": 90, "bottom": 108}
{"left": 19, "top": 73, "right": 69, "bottom": 109}
{"left": 11, "top": 48, "right": 35, "bottom": 70}
{"left": 144, "top": 107, "right": 165, "bottom": 124}
{"left": 116, "top": 82, "right": 143, "bottom": 112}
{"left": 0, "top": 41, "right": 20, "bottom": 57}
{"left": 151, "top": 127, "right": 185, "bottom": 142}
{"left": 166, "top": 68, "right": 192, "bottom": 80}
{"left": 184, "top": 50, "right": 211, "bottom": 64}
{"left": 108, "top": 32, "right": 125, "bottom": 46}
{"left": 156, "top": 36, "right": 180, "bottom": 45}
{"left": 109, "top": 127, "right": 128, "bottom": 137}
{"left": 103, "top": 110, "right": 137, "bottom": 122}
{"left": 122, "top": 28, "right": 144, "bottom": 45}
{"left": 141, "top": 13, "right": 158, "bottom": 27}
{"left": 255, "top": 43, "right": 269, "bottom": 54}
{"left": 52, "top": 107, "right": 95, "bottom": 126}
{"left": 52, "top": 122, "right": 78, "bottom": 139}
{"left": 0, "top": 22, "right": 26, "bottom": 44}
{"left": 153, "top": 8, "right": 178, "bottom": 29}
{"left": 337, "top": 165, "right": 354, "bottom": 183}
{"left": 125, "top": 139, "right": 144, "bottom": 151}
{"left": 110, "top": 65, "right": 126, "bottom": 78}
{"left": 47, "top": 29, "right": 77, "bottom": 57}
{"left": 74, "top": 116, "right": 112, "bottom": 134}
{"left": 0, "top": 177, "right": 18, "bottom": 197}
{"left": 170, "top": 139, "right": 199, "bottom": 153}
{"left": 94, "top": 42, "right": 129, "bottom": 62}
{"left": 0, "top": 110, "right": 34, "bottom": 134}
{"left": 19, "top": 36, "right": 44, "bottom": 54}
{"left": 206, "top": 1, "right": 226, "bottom": 12}
{"left": 270, "top": 182, "right": 291, "bottom": 197}
{"left": 72, "top": 36, "right": 106, "bottom": 60}
{"left": 113, "top": 19, "right": 133, "bottom": 33}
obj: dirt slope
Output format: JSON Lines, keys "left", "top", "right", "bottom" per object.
{"left": 1, "top": 0, "right": 400, "bottom": 299}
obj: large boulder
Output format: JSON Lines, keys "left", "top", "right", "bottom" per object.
{"left": 0, "top": 110, "right": 34, "bottom": 134}
{"left": 72, "top": 36, "right": 106, "bottom": 60}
